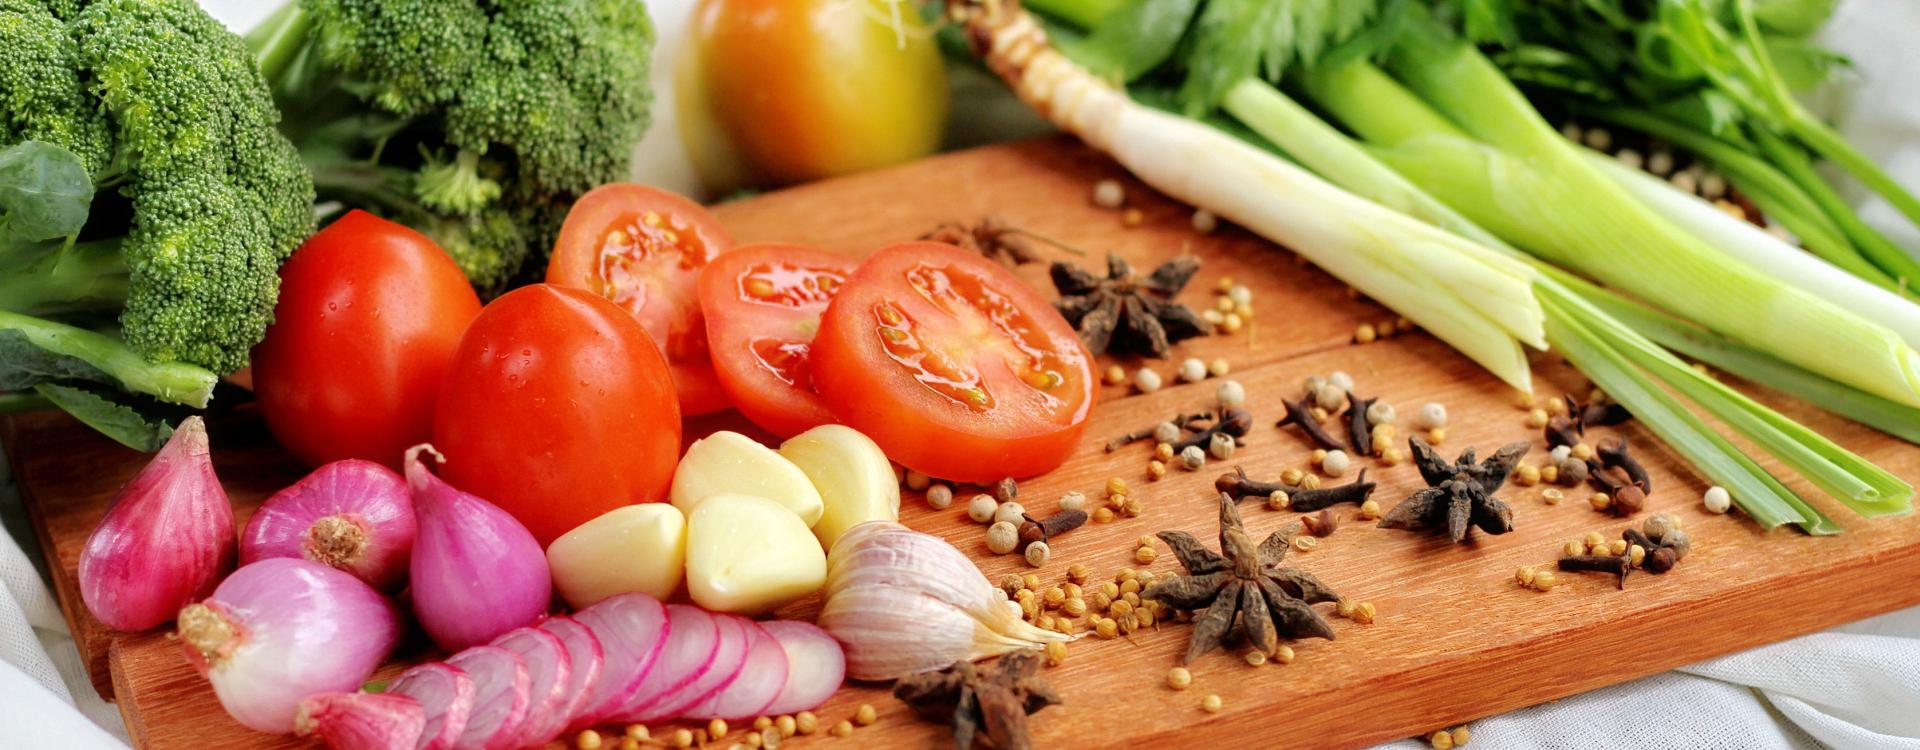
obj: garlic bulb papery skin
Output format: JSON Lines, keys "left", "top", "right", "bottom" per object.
{"left": 821, "top": 522, "right": 1066, "bottom": 680}
{"left": 80, "top": 416, "right": 237, "bottom": 631}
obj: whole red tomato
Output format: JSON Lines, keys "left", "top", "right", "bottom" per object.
{"left": 252, "top": 210, "right": 482, "bottom": 468}
{"left": 432, "top": 284, "right": 682, "bottom": 544}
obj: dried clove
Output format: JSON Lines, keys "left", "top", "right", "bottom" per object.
{"left": 1278, "top": 397, "right": 1347, "bottom": 451}
{"left": 1544, "top": 414, "right": 1583, "bottom": 450}
{"left": 1018, "top": 510, "right": 1088, "bottom": 553}
{"left": 1175, "top": 408, "right": 1254, "bottom": 453}
{"left": 1298, "top": 510, "right": 1337, "bottom": 537}
{"left": 1625, "top": 525, "right": 1690, "bottom": 573}
{"left": 893, "top": 652, "right": 1061, "bottom": 750}
{"left": 1214, "top": 466, "right": 1375, "bottom": 511}
{"left": 1104, "top": 413, "right": 1209, "bottom": 452}
{"left": 1558, "top": 554, "right": 1633, "bottom": 589}
{"left": 1346, "top": 394, "right": 1378, "bottom": 457}
{"left": 1596, "top": 438, "right": 1651, "bottom": 493}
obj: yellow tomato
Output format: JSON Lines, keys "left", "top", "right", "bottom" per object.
{"left": 677, "top": 0, "right": 949, "bottom": 192}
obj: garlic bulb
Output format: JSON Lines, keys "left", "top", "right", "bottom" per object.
{"left": 819, "top": 522, "right": 1067, "bottom": 681}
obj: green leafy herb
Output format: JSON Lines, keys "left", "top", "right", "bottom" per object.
{"left": 33, "top": 383, "right": 176, "bottom": 452}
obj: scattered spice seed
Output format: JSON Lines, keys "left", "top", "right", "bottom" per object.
{"left": 1562, "top": 540, "right": 1585, "bottom": 558}
{"left": 993, "top": 502, "right": 1027, "bottom": 526}
{"left": 927, "top": 484, "right": 954, "bottom": 510}
{"left": 967, "top": 495, "right": 998, "bottom": 523}
{"left": 1135, "top": 546, "right": 1158, "bottom": 564}
{"left": 1135, "top": 368, "right": 1164, "bottom": 393}
{"left": 1180, "top": 445, "right": 1206, "bottom": 470}
{"left": 1355, "top": 323, "right": 1377, "bottom": 343}
{"left": 710, "top": 719, "right": 730, "bottom": 740}
{"left": 1704, "top": 486, "right": 1731, "bottom": 514}
{"left": 672, "top": 729, "right": 695, "bottom": 748}
{"left": 1208, "top": 358, "right": 1230, "bottom": 377}
{"left": 1044, "top": 640, "right": 1067, "bottom": 667}
{"left": 1104, "top": 365, "right": 1127, "bottom": 385}
{"left": 1201, "top": 694, "right": 1223, "bottom": 713}
{"left": 1541, "top": 488, "right": 1564, "bottom": 505}
{"left": 1291, "top": 536, "right": 1318, "bottom": 552}
{"left": 1179, "top": 358, "right": 1207, "bottom": 383}
{"left": 1266, "top": 491, "right": 1291, "bottom": 511}
{"left": 1148, "top": 461, "right": 1168, "bottom": 480}
{"left": 1322, "top": 450, "right": 1352, "bottom": 478}
{"left": 1058, "top": 491, "right": 1086, "bottom": 512}
{"left": 829, "top": 721, "right": 852, "bottom": 739}
{"left": 1358, "top": 499, "right": 1381, "bottom": 520}
{"left": 1167, "top": 666, "right": 1193, "bottom": 690}
{"left": 1590, "top": 492, "right": 1612, "bottom": 512}
{"left": 796, "top": 712, "right": 818, "bottom": 735}
{"left": 1156, "top": 442, "right": 1175, "bottom": 461}
{"left": 1413, "top": 402, "right": 1448, "bottom": 431}
{"left": 775, "top": 716, "right": 795, "bottom": 738}
{"left": 854, "top": 704, "right": 878, "bottom": 727}
{"left": 628, "top": 725, "right": 650, "bottom": 741}
{"left": 1092, "top": 179, "right": 1125, "bottom": 208}
{"left": 1514, "top": 464, "right": 1540, "bottom": 486}
{"left": 1192, "top": 209, "right": 1218, "bottom": 232}
{"left": 1123, "top": 208, "right": 1144, "bottom": 226}
{"left": 1094, "top": 507, "right": 1116, "bottom": 523}
{"left": 1245, "top": 650, "right": 1267, "bottom": 666}
{"left": 1217, "top": 380, "right": 1247, "bottom": 406}
{"left": 1067, "top": 564, "right": 1090, "bottom": 584}
{"left": 1274, "top": 644, "right": 1295, "bottom": 664}
{"left": 1430, "top": 730, "right": 1454, "bottom": 750}
{"left": 1209, "top": 432, "right": 1236, "bottom": 460}
{"left": 1452, "top": 726, "right": 1471, "bottom": 746}
{"left": 577, "top": 730, "right": 603, "bottom": 750}
{"left": 986, "top": 522, "right": 1020, "bottom": 555}
{"left": 1024, "top": 542, "right": 1051, "bottom": 567}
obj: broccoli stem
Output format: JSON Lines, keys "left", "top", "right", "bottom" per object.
{"left": 0, "top": 239, "right": 129, "bottom": 315}
{"left": 0, "top": 311, "right": 217, "bottom": 407}
{"left": 246, "top": 1, "right": 313, "bottom": 90}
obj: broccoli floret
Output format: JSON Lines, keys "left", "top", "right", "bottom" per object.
{"left": 0, "top": 0, "right": 314, "bottom": 448}
{"left": 247, "top": 0, "right": 655, "bottom": 290}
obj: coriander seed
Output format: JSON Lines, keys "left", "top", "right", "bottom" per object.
{"left": 1123, "top": 207, "right": 1144, "bottom": 226}
{"left": 1355, "top": 323, "right": 1377, "bottom": 343}
{"left": 1531, "top": 570, "right": 1557, "bottom": 590}
{"left": 1045, "top": 640, "right": 1067, "bottom": 667}
{"left": 1428, "top": 427, "right": 1447, "bottom": 444}
{"left": 1292, "top": 536, "right": 1318, "bottom": 552}
{"left": 1167, "top": 666, "right": 1193, "bottom": 690}
{"left": 1540, "top": 464, "right": 1559, "bottom": 484}
{"left": 627, "top": 725, "right": 651, "bottom": 741}
{"left": 1329, "top": 370, "right": 1354, "bottom": 391}
{"left": 796, "top": 712, "right": 818, "bottom": 735}
{"left": 1179, "top": 358, "right": 1207, "bottom": 383}
{"left": 1107, "top": 477, "right": 1130, "bottom": 496}
{"left": 1514, "top": 464, "right": 1540, "bottom": 486}
{"left": 672, "top": 729, "right": 694, "bottom": 748}
{"left": 1023, "top": 573, "right": 1041, "bottom": 590}
{"left": 1628, "top": 544, "right": 1647, "bottom": 566}
{"left": 1201, "top": 694, "right": 1223, "bottom": 713}
{"left": 854, "top": 704, "right": 877, "bottom": 726}
{"left": 1563, "top": 540, "right": 1586, "bottom": 558}
{"left": 1451, "top": 726, "right": 1471, "bottom": 746}
{"left": 905, "top": 470, "right": 931, "bottom": 491}
{"left": 1221, "top": 313, "right": 1244, "bottom": 332}
{"left": 1093, "top": 507, "right": 1116, "bottom": 523}
{"left": 1274, "top": 644, "right": 1295, "bottom": 664}
{"left": 1590, "top": 493, "right": 1612, "bottom": 512}
{"left": 1067, "top": 564, "right": 1090, "bottom": 583}
{"left": 1541, "top": 488, "right": 1563, "bottom": 505}
{"left": 1310, "top": 448, "right": 1329, "bottom": 466}
{"left": 829, "top": 721, "right": 852, "bottom": 738}
{"left": 1430, "top": 730, "right": 1454, "bottom": 750}
{"left": 1148, "top": 460, "right": 1168, "bottom": 480}
{"left": 1193, "top": 209, "right": 1219, "bottom": 232}
{"left": 1267, "top": 490, "right": 1291, "bottom": 511}
{"left": 1572, "top": 442, "right": 1595, "bottom": 460}
{"left": 1515, "top": 566, "right": 1536, "bottom": 586}
{"left": 1358, "top": 499, "right": 1381, "bottom": 519}
{"left": 1281, "top": 467, "right": 1305, "bottom": 485}
{"left": 709, "top": 719, "right": 729, "bottom": 740}
{"left": 1584, "top": 531, "right": 1607, "bottom": 549}
{"left": 774, "top": 716, "right": 795, "bottom": 738}
{"left": 577, "top": 730, "right": 603, "bottom": 750}
{"left": 1608, "top": 539, "right": 1629, "bottom": 556}
{"left": 1135, "top": 546, "right": 1157, "bottom": 564}
{"left": 1155, "top": 441, "right": 1175, "bottom": 461}
{"left": 1096, "top": 618, "right": 1119, "bottom": 639}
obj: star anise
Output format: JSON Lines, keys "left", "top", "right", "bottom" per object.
{"left": 1143, "top": 493, "right": 1339, "bottom": 663}
{"left": 1379, "top": 435, "right": 1530, "bottom": 543}
{"left": 892, "top": 651, "right": 1062, "bottom": 750}
{"left": 1050, "top": 254, "right": 1208, "bottom": 358}
{"left": 923, "top": 216, "right": 1089, "bottom": 267}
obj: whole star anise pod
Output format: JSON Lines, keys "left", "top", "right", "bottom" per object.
{"left": 1143, "top": 493, "right": 1339, "bottom": 663}
{"left": 1379, "top": 435, "right": 1530, "bottom": 543}
{"left": 1050, "top": 254, "right": 1208, "bottom": 358}
{"left": 892, "top": 651, "right": 1062, "bottom": 750}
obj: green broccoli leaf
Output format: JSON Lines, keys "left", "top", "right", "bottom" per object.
{"left": 33, "top": 383, "right": 175, "bottom": 452}
{"left": 0, "top": 326, "right": 112, "bottom": 389}
{"left": 0, "top": 141, "right": 93, "bottom": 244}
{"left": 0, "top": 311, "right": 216, "bottom": 407}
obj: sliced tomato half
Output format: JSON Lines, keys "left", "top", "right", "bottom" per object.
{"left": 698, "top": 243, "right": 857, "bottom": 438}
{"left": 810, "top": 241, "right": 1095, "bottom": 481}
{"left": 548, "top": 184, "right": 735, "bottom": 415}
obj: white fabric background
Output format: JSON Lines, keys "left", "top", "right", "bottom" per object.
{"left": 4, "top": 0, "right": 1917, "bottom": 747}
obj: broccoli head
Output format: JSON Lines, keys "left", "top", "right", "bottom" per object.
{"left": 0, "top": 0, "right": 314, "bottom": 448}
{"left": 247, "top": 0, "right": 656, "bottom": 290}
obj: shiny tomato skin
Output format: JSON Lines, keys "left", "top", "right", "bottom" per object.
{"left": 252, "top": 210, "right": 482, "bottom": 468}
{"left": 698, "top": 243, "right": 856, "bottom": 438}
{"left": 548, "top": 184, "right": 734, "bottom": 416}
{"left": 432, "top": 284, "right": 682, "bottom": 544}
{"left": 810, "top": 242, "right": 1095, "bottom": 481}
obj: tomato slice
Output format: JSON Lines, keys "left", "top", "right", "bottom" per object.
{"left": 699, "top": 243, "right": 856, "bottom": 438}
{"left": 548, "top": 184, "right": 735, "bottom": 415}
{"left": 810, "top": 241, "right": 1095, "bottom": 481}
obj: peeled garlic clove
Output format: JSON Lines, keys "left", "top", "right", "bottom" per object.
{"left": 672, "top": 432, "right": 824, "bottom": 526}
{"left": 80, "top": 416, "right": 237, "bottom": 631}
{"left": 778, "top": 425, "right": 900, "bottom": 549}
{"left": 686, "top": 494, "right": 827, "bottom": 615}
{"left": 546, "top": 504, "right": 686, "bottom": 608}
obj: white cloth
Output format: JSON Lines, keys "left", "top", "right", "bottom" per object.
{"left": 4, "top": 0, "right": 1919, "bottom": 747}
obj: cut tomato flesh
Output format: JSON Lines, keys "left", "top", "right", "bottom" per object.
{"left": 700, "top": 244, "right": 857, "bottom": 438}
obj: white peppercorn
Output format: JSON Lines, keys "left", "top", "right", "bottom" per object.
{"left": 1704, "top": 486, "right": 1731, "bottom": 514}
{"left": 1092, "top": 179, "right": 1125, "bottom": 208}
{"left": 904, "top": 470, "right": 931, "bottom": 491}
{"left": 1209, "top": 431, "right": 1236, "bottom": 460}
{"left": 1024, "top": 541, "right": 1051, "bottom": 567}
{"left": 1412, "top": 402, "right": 1448, "bottom": 431}
{"left": 1647, "top": 149, "right": 1675, "bottom": 176}
{"left": 1216, "top": 379, "right": 1246, "bottom": 407}
{"left": 1180, "top": 445, "right": 1206, "bottom": 470}
{"left": 1153, "top": 421, "right": 1182, "bottom": 444}
{"left": 986, "top": 521, "right": 1021, "bottom": 554}
{"left": 993, "top": 501, "right": 1027, "bottom": 526}
{"left": 1058, "top": 491, "right": 1087, "bottom": 513}
{"left": 1191, "top": 209, "right": 1218, "bottom": 233}
{"left": 1328, "top": 371, "right": 1354, "bottom": 392}
{"left": 1227, "top": 284, "right": 1252, "bottom": 306}
{"left": 1178, "top": 358, "right": 1207, "bottom": 383}
{"left": 967, "top": 494, "right": 999, "bottom": 523}
{"left": 1364, "top": 400, "right": 1395, "bottom": 425}
{"left": 1313, "top": 383, "right": 1346, "bottom": 411}
{"left": 1549, "top": 445, "right": 1572, "bottom": 463}
{"left": 1134, "top": 368, "right": 1163, "bottom": 393}
{"left": 926, "top": 484, "right": 954, "bottom": 510}
{"left": 1321, "top": 450, "right": 1351, "bottom": 478}
{"left": 1303, "top": 375, "right": 1327, "bottom": 394}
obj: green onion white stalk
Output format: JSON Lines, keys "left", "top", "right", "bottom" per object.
{"left": 959, "top": 8, "right": 1543, "bottom": 393}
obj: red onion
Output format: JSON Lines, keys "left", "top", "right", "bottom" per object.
{"left": 295, "top": 692, "right": 424, "bottom": 750}
{"left": 488, "top": 627, "right": 570, "bottom": 747}
{"left": 756, "top": 620, "right": 844, "bottom": 716}
{"left": 443, "top": 646, "right": 528, "bottom": 750}
{"left": 613, "top": 604, "right": 718, "bottom": 722}
{"left": 405, "top": 445, "right": 551, "bottom": 652}
{"left": 388, "top": 663, "right": 475, "bottom": 750}
{"left": 79, "top": 416, "right": 236, "bottom": 631}
{"left": 684, "top": 618, "right": 788, "bottom": 720}
{"left": 568, "top": 593, "right": 668, "bottom": 728}
{"left": 535, "top": 617, "right": 602, "bottom": 731}
{"left": 177, "top": 558, "right": 401, "bottom": 733}
{"left": 243, "top": 460, "right": 414, "bottom": 591}
{"left": 635, "top": 610, "right": 749, "bottom": 722}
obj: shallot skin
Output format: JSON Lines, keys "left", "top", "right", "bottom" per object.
{"left": 243, "top": 459, "right": 415, "bottom": 591}
{"left": 295, "top": 691, "right": 425, "bottom": 750}
{"left": 179, "top": 558, "right": 401, "bottom": 734}
{"left": 79, "top": 417, "right": 237, "bottom": 631}
{"left": 406, "top": 445, "right": 552, "bottom": 652}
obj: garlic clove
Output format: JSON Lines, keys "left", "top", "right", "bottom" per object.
{"left": 778, "top": 425, "right": 900, "bottom": 549}
{"left": 686, "top": 494, "right": 827, "bottom": 615}
{"left": 546, "top": 504, "right": 687, "bottom": 608}
{"left": 80, "top": 416, "right": 237, "bottom": 632}
{"left": 672, "top": 432, "right": 825, "bottom": 526}
{"left": 817, "top": 586, "right": 987, "bottom": 681}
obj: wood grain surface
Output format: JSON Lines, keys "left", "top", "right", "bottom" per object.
{"left": 9, "top": 137, "right": 1920, "bottom": 750}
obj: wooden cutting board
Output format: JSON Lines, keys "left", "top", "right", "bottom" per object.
{"left": 9, "top": 137, "right": 1920, "bottom": 750}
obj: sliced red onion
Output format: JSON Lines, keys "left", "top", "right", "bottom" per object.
{"left": 80, "top": 416, "right": 236, "bottom": 631}
{"left": 443, "top": 646, "right": 529, "bottom": 750}
{"left": 387, "top": 663, "right": 476, "bottom": 750}
{"left": 612, "top": 604, "right": 719, "bottom": 722}
{"left": 177, "top": 558, "right": 400, "bottom": 733}
{"left": 405, "top": 445, "right": 551, "bottom": 652}
{"left": 756, "top": 620, "right": 845, "bottom": 716}
{"left": 295, "top": 691, "right": 425, "bottom": 750}
{"left": 568, "top": 593, "right": 668, "bottom": 728}
{"left": 635, "top": 611, "right": 750, "bottom": 722}
{"left": 535, "top": 617, "right": 603, "bottom": 731}
{"left": 488, "top": 627, "right": 570, "bottom": 747}
{"left": 683, "top": 618, "right": 788, "bottom": 720}
{"left": 243, "top": 459, "right": 414, "bottom": 591}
